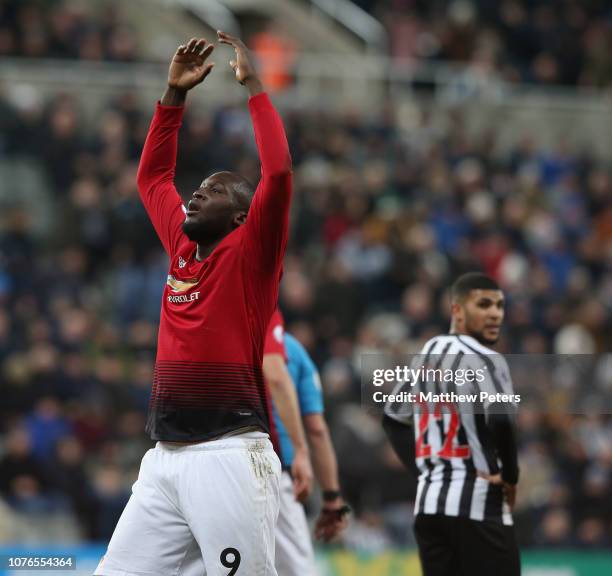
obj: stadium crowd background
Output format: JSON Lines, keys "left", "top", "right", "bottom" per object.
{"left": 2, "top": 0, "right": 612, "bottom": 88}
{"left": 0, "top": 0, "right": 611, "bottom": 555}
{"left": 355, "top": 0, "right": 612, "bottom": 88}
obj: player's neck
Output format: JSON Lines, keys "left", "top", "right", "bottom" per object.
{"left": 449, "top": 326, "right": 495, "bottom": 348}
{"left": 449, "top": 323, "right": 474, "bottom": 341}
{"left": 449, "top": 320, "right": 460, "bottom": 336}
{"left": 195, "top": 240, "right": 222, "bottom": 261}
{"left": 194, "top": 220, "right": 240, "bottom": 261}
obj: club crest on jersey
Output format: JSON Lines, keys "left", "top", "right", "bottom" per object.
{"left": 167, "top": 275, "right": 200, "bottom": 293}
{"left": 273, "top": 325, "right": 284, "bottom": 343}
{"left": 178, "top": 256, "right": 187, "bottom": 268}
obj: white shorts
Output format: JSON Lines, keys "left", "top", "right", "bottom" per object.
{"left": 95, "top": 431, "right": 281, "bottom": 576}
{"left": 275, "top": 471, "right": 317, "bottom": 576}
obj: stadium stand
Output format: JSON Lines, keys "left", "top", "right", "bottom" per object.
{"left": 347, "top": 0, "right": 612, "bottom": 87}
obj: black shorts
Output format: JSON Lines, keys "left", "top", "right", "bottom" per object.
{"left": 414, "top": 514, "right": 520, "bottom": 576}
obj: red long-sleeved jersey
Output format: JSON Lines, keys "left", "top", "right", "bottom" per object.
{"left": 137, "top": 93, "right": 292, "bottom": 441}
{"left": 264, "top": 308, "right": 286, "bottom": 360}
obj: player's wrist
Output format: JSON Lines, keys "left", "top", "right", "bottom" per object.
{"left": 322, "top": 499, "right": 343, "bottom": 511}
{"left": 245, "top": 77, "right": 264, "bottom": 96}
{"left": 501, "top": 469, "right": 519, "bottom": 485}
{"left": 321, "top": 502, "right": 351, "bottom": 518}
{"left": 293, "top": 442, "right": 309, "bottom": 455}
{"left": 161, "top": 86, "right": 187, "bottom": 106}
{"left": 167, "top": 81, "right": 188, "bottom": 90}
{"left": 322, "top": 489, "right": 341, "bottom": 502}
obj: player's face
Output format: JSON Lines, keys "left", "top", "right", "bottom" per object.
{"left": 459, "top": 289, "right": 505, "bottom": 345}
{"left": 182, "top": 172, "right": 244, "bottom": 242}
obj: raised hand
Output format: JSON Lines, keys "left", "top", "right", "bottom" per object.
{"left": 217, "top": 30, "right": 263, "bottom": 96}
{"left": 168, "top": 38, "right": 215, "bottom": 92}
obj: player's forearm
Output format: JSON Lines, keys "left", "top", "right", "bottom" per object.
{"left": 488, "top": 410, "right": 519, "bottom": 484}
{"left": 245, "top": 77, "right": 264, "bottom": 97}
{"left": 161, "top": 86, "right": 187, "bottom": 107}
{"left": 305, "top": 417, "right": 340, "bottom": 492}
{"left": 248, "top": 94, "right": 292, "bottom": 176}
{"left": 266, "top": 375, "right": 308, "bottom": 452}
{"left": 136, "top": 103, "right": 183, "bottom": 192}
{"left": 382, "top": 414, "right": 416, "bottom": 470}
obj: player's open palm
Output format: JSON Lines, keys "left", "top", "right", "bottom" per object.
{"left": 168, "top": 38, "right": 214, "bottom": 91}
{"left": 217, "top": 31, "right": 258, "bottom": 86}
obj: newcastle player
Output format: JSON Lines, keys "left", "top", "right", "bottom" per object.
{"left": 383, "top": 273, "right": 521, "bottom": 576}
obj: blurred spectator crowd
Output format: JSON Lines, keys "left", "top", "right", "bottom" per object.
{"left": 0, "top": 74, "right": 610, "bottom": 548}
{"left": 0, "top": 0, "right": 138, "bottom": 61}
{"left": 3, "top": 0, "right": 612, "bottom": 90}
{"left": 357, "top": 0, "right": 612, "bottom": 87}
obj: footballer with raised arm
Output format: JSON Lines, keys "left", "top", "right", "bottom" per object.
{"left": 95, "top": 33, "right": 291, "bottom": 576}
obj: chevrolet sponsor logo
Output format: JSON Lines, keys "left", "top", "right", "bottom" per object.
{"left": 167, "top": 292, "right": 200, "bottom": 303}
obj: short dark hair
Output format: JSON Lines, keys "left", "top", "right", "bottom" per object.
{"left": 231, "top": 177, "right": 255, "bottom": 213}
{"left": 451, "top": 272, "right": 500, "bottom": 303}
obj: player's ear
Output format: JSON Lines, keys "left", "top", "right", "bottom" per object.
{"left": 451, "top": 302, "right": 464, "bottom": 321}
{"left": 232, "top": 211, "right": 247, "bottom": 227}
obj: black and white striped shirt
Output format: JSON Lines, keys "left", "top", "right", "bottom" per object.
{"left": 384, "top": 334, "right": 517, "bottom": 526}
